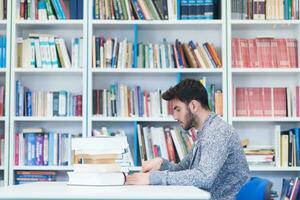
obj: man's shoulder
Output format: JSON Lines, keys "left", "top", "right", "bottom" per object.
{"left": 209, "top": 115, "right": 235, "bottom": 135}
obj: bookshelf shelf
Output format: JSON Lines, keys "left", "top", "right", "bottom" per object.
{"left": 16, "top": 20, "right": 84, "bottom": 25}
{"left": 232, "top": 117, "right": 300, "bottom": 122}
{"left": 0, "top": 117, "right": 5, "bottom": 121}
{"left": 0, "top": 20, "right": 7, "bottom": 25}
{"left": 0, "top": 69, "right": 7, "bottom": 73}
{"left": 91, "top": 68, "right": 224, "bottom": 74}
{"left": 92, "top": 20, "right": 223, "bottom": 25}
{"left": 91, "top": 116, "right": 176, "bottom": 122}
{"left": 13, "top": 117, "right": 83, "bottom": 122}
{"left": 231, "top": 68, "right": 300, "bottom": 75}
{"left": 14, "top": 68, "right": 83, "bottom": 75}
{"left": 0, "top": 166, "right": 4, "bottom": 170}
{"left": 250, "top": 166, "right": 300, "bottom": 172}
{"left": 231, "top": 20, "right": 300, "bottom": 25}
{"left": 13, "top": 166, "right": 74, "bottom": 171}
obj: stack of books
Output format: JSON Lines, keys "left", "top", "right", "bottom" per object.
{"left": 67, "top": 135, "right": 134, "bottom": 186}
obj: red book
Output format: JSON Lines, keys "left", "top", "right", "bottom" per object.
{"left": 273, "top": 87, "right": 287, "bottom": 117}
{"left": 164, "top": 127, "right": 176, "bottom": 162}
{"left": 240, "top": 38, "right": 250, "bottom": 68}
{"left": 276, "top": 39, "right": 290, "bottom": 68}
{"left": 286, "top": 39, "right": 298, "bottom": 68}
{"left": 262, "top": 88, "right": 272, "bottom": 117}
{"left": 15, "top": 134, "right": 19, "bottom": 166}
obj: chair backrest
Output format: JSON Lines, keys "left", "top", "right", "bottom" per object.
{"left": 236, "top": 177, "right": 273, "bottom": 200}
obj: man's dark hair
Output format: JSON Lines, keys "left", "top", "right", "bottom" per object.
{"left": 162, "top": 78, "right": 210, "bottom": 110}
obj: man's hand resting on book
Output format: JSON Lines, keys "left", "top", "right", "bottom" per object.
{"left": 126, "top": 173, "right": 150, "bottom": 185}
{"left": 142, "top": 158, "right": 163, "bottom": 172}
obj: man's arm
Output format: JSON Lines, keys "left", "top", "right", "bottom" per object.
{"left": 150, "top": 129, "right": 231, "bottom": 189}
{"left": 159, "top": 146, "right": 193, "bottom": 171}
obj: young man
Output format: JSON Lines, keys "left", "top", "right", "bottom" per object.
{"left": 126, "top": 79, "right": 250, "bottom": 200}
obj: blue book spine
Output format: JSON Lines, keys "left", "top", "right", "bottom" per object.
{"left": 132, "top": 0, "right": 145, "bottom": 20}
{"left": 26, "top": 91, "right": 32, "bottom": 116}
{"left": 26, "top": 133, "right": 36, "bottom": 166}
{"left": 70, "top": 0, "right": 78, "bottom": 19}
{"left": 48, "top": 132, "right": 54, "bottom": 165}
{"left": 51, "top": 0, "right": 63, "bottom": 19}
{"left": 292, "top": 128, "right": 300, "bottom": 166}
{"left": 77, "top": 0, "right": 83, "bottom": 19}
{"left": 56, "top": 0, "right": 66, "bottom": 19}
{"left": 16, "top": 80, "right": 20, "bottom": 116}
{"left": 0, "top": 37, "right": 3, "bottom": 68}
{"left": 3, "top": 37, "right": 6, "bottom": 68}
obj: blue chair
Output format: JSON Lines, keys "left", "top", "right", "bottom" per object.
{"left": 236, "top": 177, "right": 273, "bottom": 200}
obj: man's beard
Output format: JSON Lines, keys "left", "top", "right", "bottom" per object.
{"left": 182, "top": 108, "right": 199, "bottom": 131}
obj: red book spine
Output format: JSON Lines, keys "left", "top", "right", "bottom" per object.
{"left": 15, "top": 134, "right": 19, "bottom": 166}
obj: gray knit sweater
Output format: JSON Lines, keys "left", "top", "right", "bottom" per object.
{"left": 149, "top": 113, "right": 250, "bottom": 200}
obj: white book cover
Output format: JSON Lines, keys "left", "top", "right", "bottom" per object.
{"left": 57, "top": 38, "right": 71, "bottom": 68}
{"left": 274, "top": 125, "right": 281, "bottom": 167}
{"left": 49, "top": 37, "right": 59, "bottom": 68}
{"left": 71, "top": 136, "right": 129, "bottom": 151}
{"left": 34, "top": 39, "right": 42, "bottom": 68}
{"left": 58, "top": 91, "right": 67, "bottom": 116}
{"left": 121, "top": 39, "right": 127, "bottom": 69}
{"left": 22, "top": 39, "right": 31, "bottom": 68}
{"left": 117, "top": 41, "right": 123, "bottom": 69}
{"left": 79, "top": 38, "right": 83, "bottom": 68}
{"left": 72, "top": 37, "right": 79, "bottom": 68}
{"left": 43, "top": 36, "right": 52, "bottom": 68}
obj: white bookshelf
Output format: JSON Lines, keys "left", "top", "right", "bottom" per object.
{"left": 87, "top": 2, "right": 227, "bottom": 169}
{"left": 0, "top": 0, "right": 11, "bottom": 187}
{"left": 227, "top": 0, "right": 300, "bottom": 195}
{"left": 4, "top": 0, "right": 299, "bottom": 194}
{"left": 8, "top": 0, "right": 88, "bottom": 185}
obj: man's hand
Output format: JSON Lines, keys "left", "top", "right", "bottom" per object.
{"left": 126, "top": 173, "right": 150, "bottom": 185}
{"left": 142, "top": 158, "right": 163, "bottom": 172}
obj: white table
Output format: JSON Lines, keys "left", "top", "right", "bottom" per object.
{"left": 0, "top": 182, "right": 211, "bottom": 200}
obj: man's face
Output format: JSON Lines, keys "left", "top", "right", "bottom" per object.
{"left": 171, "top": 99, "right": 198, "bottom": 131}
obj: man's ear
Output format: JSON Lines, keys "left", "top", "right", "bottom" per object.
{"left": 188, "top": 100, "right": 200, "bottom": 112}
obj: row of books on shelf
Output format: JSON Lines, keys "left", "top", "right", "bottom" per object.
{"left": 17, "top": 34, "right": 83, "bottom": 69}
{"left": 15, "top": 171, "right": 57, "bottom": 185}
{"left": 234, "top": 86, "right": 300, "bottom": 117}
{"left": 244, "top": 126, "right": 300, "bottom": 168}
{"left": 93, "top": 82, "right": 223, "bottom": 118}
{"left": 281, "top": 177, "right": 300, "bottom": 200}
{"left": 276, "top": 127, "right": 300, "bottom": 167}
{"left": 181, "top": 0, "right": 219, "bottom": 20}
{"left": 92, "top": 37, "right": 222, "bottom": 69}
{"left": 14, "top": 128, "right": 76, "bottom": 166}
{"left": 232, "top": 37, "right": 298, "bottom": 68}
{"left": 137, "top": 125, "right": 196, "bottom": 163}
{"left": 232, "top": 0, "right": 299, "bottom": 20}
{"left": 94, "top": 0, "right": 177, "bottom": 20}
{"left": 18, "top": 0, "right": 84, "bottom": 20}
{"left": 16, "top": 81, "right": 82, "bottom": 117}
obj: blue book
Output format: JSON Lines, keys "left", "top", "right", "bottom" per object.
{"left": 25, "top": 90, "right": 32, "bottom": 116}
{"left": 0, "top": 37, "right": 3, "bottom": 68}
{"left": 70, "top": 0, "right": 78, "bottom": 19}
{"left": 77, "top": 0, "right": 83, "bottom": 19}
{"left": 51, "top": 0, "right": 63, "bottom": 19}
{"left": 292, "top": 128, "right": 300, "bottom": 166}
{"left": 26, "top": 133, "right": 37, "bottom": 166}
{"left": 48, "top": 132, "right": 54, "bottom": 165}
{"left": 3, "top": 37, "right": 6, "bottom": 68}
